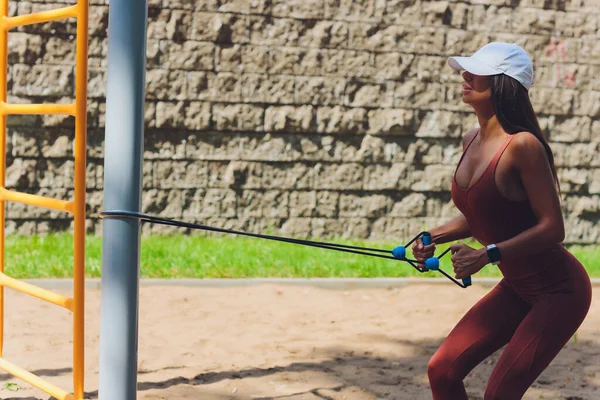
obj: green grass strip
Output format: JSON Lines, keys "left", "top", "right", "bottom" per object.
{"left": 3, "top": 234, "right": 600, "bottom": 279}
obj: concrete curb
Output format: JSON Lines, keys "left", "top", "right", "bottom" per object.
{"left": 20, "top": 277, "right": 600, "bottom": 290}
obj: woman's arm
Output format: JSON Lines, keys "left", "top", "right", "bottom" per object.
{"left": 493, "top": 132, "right": 564, "bottom": 260}
{"left": 429, "top": 214, "right": 472, "bottom": 245}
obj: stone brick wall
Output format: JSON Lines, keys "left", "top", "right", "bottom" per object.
{"left": 4, "top": 0, "right": 600, "bottom": 243}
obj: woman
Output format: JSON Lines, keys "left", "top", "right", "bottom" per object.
{"left": 412, "top": 42, "right": 592, "bottom": 399}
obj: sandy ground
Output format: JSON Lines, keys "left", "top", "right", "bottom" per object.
{"left": 0, "top": 283, "right": 597, "bottom": 400}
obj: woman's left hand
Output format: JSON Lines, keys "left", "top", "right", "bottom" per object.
{"left": 449, "top": 243, "right": 489, "bottom": 279}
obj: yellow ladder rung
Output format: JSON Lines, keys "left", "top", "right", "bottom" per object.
{"left": 0, "top": 102, "right": 76, "bottom": 116}
{"left": 0, "top": 188, "right": 74, "bottom": 213}
{"left": 0, "top": 357, "right": 74, "bottom": 400}
{"left": 1, "top": 5, "right": 78, "bottom": 30}
{"left": 0, "top": 273, "right": 74, "bottom": 311}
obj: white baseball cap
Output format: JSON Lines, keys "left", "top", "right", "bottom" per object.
{"left": 447, "top": 42, "right": 534, "bottom": 91}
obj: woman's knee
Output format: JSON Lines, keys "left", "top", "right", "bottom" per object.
{"left": 428, "top": 351, "right": 461, "bottom": 387}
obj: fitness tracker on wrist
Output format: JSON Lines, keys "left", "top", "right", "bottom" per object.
{"left": 486, "top": 244, "right": 501, "bottom": 265}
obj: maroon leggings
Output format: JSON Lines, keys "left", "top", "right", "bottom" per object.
{"left": 428, "top": 270, "right": 591, "bottom": 399}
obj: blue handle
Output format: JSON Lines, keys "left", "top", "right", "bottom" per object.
{"left": 421, "top": 233, "right": 432, "bottom": 271}
{"left": 422, "top": 232, "right": 472, "bottom": 288}
{"left": 421, "top": 233, "right": 432, "bottom": 246}
{"left": 392, "top": 246, "right": 406, "bottom": 259}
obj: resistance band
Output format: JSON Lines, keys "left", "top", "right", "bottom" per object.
{"left": 100, "top": 210, "right": 472, "bottom": 288}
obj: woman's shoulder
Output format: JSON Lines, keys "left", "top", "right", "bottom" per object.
{"left": 507, "top": 131, "right": 548, "bottom": 168}
{"left": 509, "top": 131, "right": 545, "bottom": 155}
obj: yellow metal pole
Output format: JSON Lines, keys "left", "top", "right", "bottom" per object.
{"left": 2, "top": 5, "right": 78, "bottom": 29}
{"left": 0, "top": 0, "right": 7, "bottom": 359}
{"left": 0, "top": 358, "right": 74, "bottom": 400}
{"left": 0, "top": 103, "right": 76, "bottom": 115}
{"left": 0, "top": 273, "right": 74, "bottom": 311}
{"left": 73, "top": 1, "right": 88, "bottom": 398}
{"left": 0, "top": 188, "right": 74, "bottom": 213}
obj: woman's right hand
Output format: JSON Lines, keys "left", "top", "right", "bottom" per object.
{"left": 412, "top": 238, "right": 436, "bottom": 266}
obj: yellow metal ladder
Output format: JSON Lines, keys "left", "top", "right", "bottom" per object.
{"left": 0, "top": 1, "right": 88, "bottom": 399}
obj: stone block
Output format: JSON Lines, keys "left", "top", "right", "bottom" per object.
{"left": 37, "top": 160, "right": 75, "bottom": 189}
{"left": 444, "top": 29, "right": 492, "bottom": 56}
{"left": 364, "top": 163, "right": 412, "bottom": 191}
{"left": 200, "top": 189, "right": 237, "bottom": 218}
{"left": 280, "top": 218, "right": 312, "bottom": 238}
{"left": 324, "top": 49, "right": 374, "bottom": 78}
{"left": 297, "top": 20, "right": 349, "bottom": 49}
{"left": 346, "top": 80, "right": 394, "bottom": 108}
{"left": 367, "top": 109, "right": 414, "bottom": 135}
{"left": 470, "top": 6, "right": 522, "bottom": 33}
{"left": 147, "top": 9, "right": 192, "bottom": 41}
{"left": 348, "top": 23, "right": 409, "bottom": 52}
{"left": 185, "top": 102, "right": 212, "bottom": 130}
{"left": 311, "top": 218, "right": 346, "bottom": 239}
{"left": 269, "top": 47, "right": 301, "bottom": 74}
{"left": 383, "top": 0, "right": 423, "bottom": 26}
{"left": 574, "top": 91, "right": 600, "bottom": 118}
{"left": 339, "top": 194, "right": 391, "bottom": 217}
{"left": 317, "top": 106, "right": 369, "bottom": 134}
{"left": 295, "top": 49, "right": 325, "bottom": 76}
{"left": 216, "top": 45, "right": 243, "bottom": 73}
{"left": 6, "top": 159, "right": 37, "bottom": 188}
{"left": 415, "top": 111, "right": 463, "bottom": 138}
{"left": 41, "top": 133, "right": 72, "bottom": 158}
{"left": 314, "top": 163, "right": 363, "bottom": 190}
{"left": 265, "top": 106, "right": 315, "bottom": 132}
{"left": 555, "top": 11, "right": 598, "bottom": 37}
{"left": 549, "top": 142, "right": 599, "bottom": 167}
{"left": 12, "top": 64, "right": 73, "bottom": 96}
{"left": 530, "top": 88, "right": 576, "bottom": 116}
{"left": 295, "top": 77, "right": 346, "bottom": 106}
{"left": 156, "top": 101, "right": 186, "bottom": 128}
{"left": 239, "top": 190, "right": 289, "bottom": 218}
{"left": 208, "top": 161, "right": 262, "bottom": 189}
{"left": 325, "top": 0, "right": 386, "bottom": 22}
{"left": 213, "top": 104, "right": 264, "bottom": 131}
{"left": 249, "top": 16, "right": 305, "bottom": 46}
{"left": 241, "top": 74, "right": 295, "bottom": 104}
{"left": 142, "top": 189, "right": 186, "bottom": 218}
{"left": 160, "top": 41, "right": 214, "bottom": 70}
{"left": 144, "top": 131, "right": 187, "bottom": 160}
{"left": 262, "top": 163, "right": 313, "bottom": 189}
{"left": 420, "top": 0, "right": 453, "bottom": 27}
{"left": 373, "top": 52, "right": 414, "bottom": 81}
{"left": 211, "top": 72, "right": 242, "bottom": 102}
{"left": 9, "top": 33, "right": 42, "bottom": 64}
{"left": 395, "top": 81, "right": 443, "bottom": 109}
{"left": 548, "top": 116, "right": 592, "bottom": 142}
{"left": 154, "top": 161, "right": 209, "bottom": 188}
{"left": 390, "top": 193, "right": 427, "bottom": 217}
{"left": 187, "top": 71, "right": 213, "bottom": 100}
{"left": 219, "top": 0, "right": 270, "bottom": 14}
{"left": 289, "top": 191, "right": 317, "bottom": 217}
{"left": 272, "top": 0, "right": 325, "bottom": 19}
{"left": 192, "top": 12, "right": 248, "bottom": 44}
{"left": 166, "top": 0, "right": 218, "bottom": 10}
{"left": 184, "top": 135, "right": 241, "bottom": 161}
{"left": 410, "top": 165, "right": 455, "bottom": 192}
{"left": 242, "top": 45, "right": 269, "bottom": 73}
